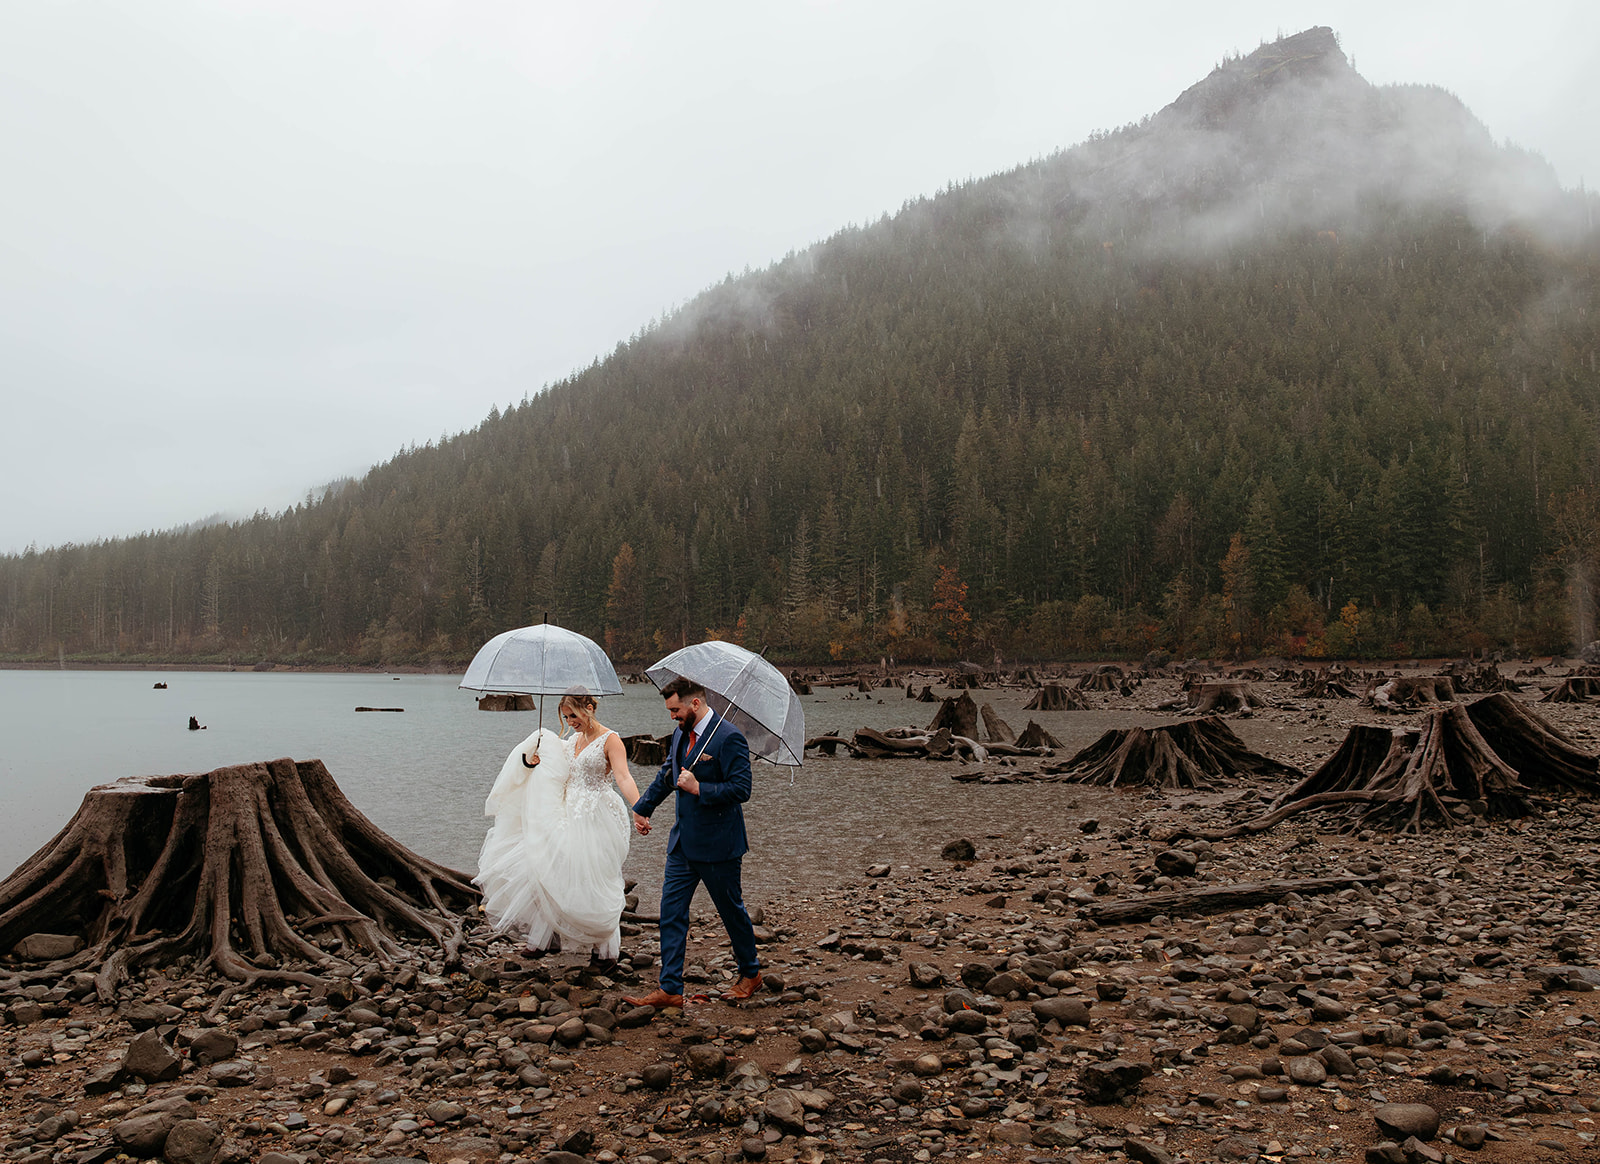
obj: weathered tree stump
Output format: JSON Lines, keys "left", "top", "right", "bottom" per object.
{"left": 1294, "top": 673, "right": 1359, "bottom": 699}
{"left": 1186, "top": 681, "right": 1265, "bottom": 715}
{"left": 0, "top": 759, "right": 479, "bottom": 1003}
{"left": 1446, "top": 663, "right": 1512, "bottom": 694}
{"left": 477, "top": 693, "right": 534, "bottom": 711}
{"left": 625, "top": 733, "right": 670, "bottom": 765}
{"left": 928, "top": 692, "right": 979, "bottom": 740}
{"left": 1367, "top": 675, "right": 1456, "bottom": 712}
{"left": 1015, "top": 720, "right": 1063, "bottom": 750}
{"left": 1076, "top": 666, "right": 1123, "bottom": 692}
{"left": 1059, "top": 718, "right": 1300, "bottom": 790}
{"left": 1541, "top": 677, "right": 1600, "bottom": 703}
{"left": 1025, "top": 684, "right": 1087, "bottom": 711}
{"left": 980, "top": 703, "right": 1016, "bottom": 744}
{"left": 1465, "top": 693, "right": 1600, "bottom": 795}
{"left": 1197, "top": 704, "right": 1539, "bottom": 838}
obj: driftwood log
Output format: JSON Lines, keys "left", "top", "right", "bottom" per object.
{"left": 1025, "top": 684, "right": 1087, "bottom": 711}
{"left": 804, "top": 733, "right": 850, "bottom": 756}
{"left": 1084, "top": 875, "right": 1382, "bottom": 925}
{"left": 0, "top": 759, "right": 479, "bottom": 1004}
{"left": 1059, "top": 718, "right": 1300, "bottom": 790}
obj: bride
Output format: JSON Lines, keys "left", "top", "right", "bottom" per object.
{"left": 475, "top": 691, "right": 640, "bottom": 960}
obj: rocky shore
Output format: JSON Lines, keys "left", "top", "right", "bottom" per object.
{"left": 7, "top": 790, "right": 1600, "bottom": 1164}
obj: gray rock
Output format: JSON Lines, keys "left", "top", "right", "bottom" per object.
{"left": 207, "top": 1060, "right": 257, "bottom": 1087}
{"left": 763, "top": 1089, "right": 807, "bottom": 1133}
{"left": 958, "top": 961, "right": 996, "bottom": 991}
{"left": 423, "top": 1100, "right": 465, "bottom": 1123}
{"left": 941, "top": 838, "right": 976, "bottom": 861}
{"left": 640, "top": 1062, "right": 673, "bottom": 1089}
{"left": 1154, "top": 850, "right": 1198, "bottom": 877}
{"left": 1124, "top": 1137, "right": 1175, "bottom": 1164}
{"left": 188, "top": 1030, "right": 237, "bottom": 1065}
{"left": 1286, "top": 1056, "right": 1327, "bottom": 1085}
{"left": 908, "top": 962, "right": 945, "bottom": 988}
{"left": 1079, "top": 1058, "right": 1150, "bottom": 1103}
{"left": 947, "top": 1009, "right": 988, "bottom": 1034}
{"left": 1374, "top": 1103, "right": 1440, "bottom": 1141}
{"left": 13, "top": 933, "right": 83, "bottom": 961}
{"left": 162, "top": 1120, "right": 220, "bottom": 1164}
{"left": 687, "top": 1044, "right": 728, "bottom": 1077}
{"left": 123, "top": 1002, "right": 184, "bottom": 1030}
{"left": 1032, "top": 996, "right": 1092, "bottom": 1027}
{"left": 113, "top": 1113, "right": 179, "bottom": 1156}
{"left": 123, "top": 1030, "right": 182, "bottom": 1083}
{"left": 1454, "top": 1124, "right": 1488, "bottom": 1150}
{"left": 1029, "top": 1121, "right": 1083, "bottom": 1147}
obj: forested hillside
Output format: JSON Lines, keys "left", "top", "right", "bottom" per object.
{"left": 5, "top": 28, "right": 1599, "bottom": 665}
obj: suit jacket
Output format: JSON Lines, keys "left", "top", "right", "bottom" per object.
{"left": 633, "top": 716, "right": 751, "bottom": 862}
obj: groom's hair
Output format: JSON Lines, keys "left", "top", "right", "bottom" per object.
{"left": 661, "top": 676, "right": 706, "bottom": 701}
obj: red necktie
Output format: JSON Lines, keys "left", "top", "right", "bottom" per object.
{"left": 684, "top": 730, "right": 697, "bottom": 762}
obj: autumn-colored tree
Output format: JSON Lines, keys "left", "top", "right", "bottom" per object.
{"left": 604, "top": 543, "right": 644, "bottom": 662}
{"left": 931, "top": 565, "right": 971, "bottom": 650}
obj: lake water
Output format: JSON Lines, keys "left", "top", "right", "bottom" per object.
{"left": 0, "top": 670, "right": 1129, "bottom": 914}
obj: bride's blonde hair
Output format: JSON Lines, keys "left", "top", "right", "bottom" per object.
{"left": 559, "top": 692, "right": 598, "bottom": 731}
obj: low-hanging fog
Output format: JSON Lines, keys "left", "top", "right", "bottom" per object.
{"left": 2, "top": 3, "right": 1597, "bottom": 555}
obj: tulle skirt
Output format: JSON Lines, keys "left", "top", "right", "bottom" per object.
{"left": 474, "top": 727, "right": 629, "bottom": 959}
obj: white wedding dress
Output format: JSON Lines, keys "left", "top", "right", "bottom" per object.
{"left": 475, "top": 726, "right": 630, "bottom": 959}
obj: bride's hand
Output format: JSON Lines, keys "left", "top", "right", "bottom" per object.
{"left": 521, "top": 751, "right": 540, "bottom": 768}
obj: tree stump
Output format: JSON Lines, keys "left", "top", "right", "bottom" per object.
{"left": 1294, "top": 673, "right": 1358, "bottom": 699}
{"left": 1367, "top": 676, "right": 1456, "bottom": 712}
{"left": 1541, "top": 677, "right": 1600, "bottom": 703}
{"left": 1059, "top": 718, "right": 1300, "bottom": 790}
{"left": 1197, "top": 704, "right": 1538, "bottom": 838}
{"left": 1076, "top": 666, "right": 1123, "bottom": 693}
{"left": 477, "top": 693, "right": 534, "bottom": 711}
{"left": 927, "top": 692, "right": 979, "bottom": 740}
{"left": 980, "top": 703, "right": 1016, "bottom": 744}
{"left": 625, "top": 733, "right": 670, "bottom": 765}
{"left": 1446, "top": 663, "right": 1512, "bottom": 694}
{"left": 1465, "top": 693, "right": 1600, "bottom": 795}
{"left": 0, "top": 759, "right": 479, "bottom": 1002}
{"left": 1186, "top": 681, "right": 1265, "bottom": 714}
{"left": 1015, "top": 720, "right": 1062, "bottom": 750}
{"left": 804, "top": 734, "right": 849, "bottom": 756}
{"left": 1025, "top": 684, "right": 1087, "bottom": 711}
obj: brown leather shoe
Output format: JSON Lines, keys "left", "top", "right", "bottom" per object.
{"left": 722, "top": 973, "right": 763, "bottom": 1001}
{"left": 622, "top": 988, "right": 685, "bottom": 1008}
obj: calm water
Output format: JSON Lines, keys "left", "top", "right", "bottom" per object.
{"left": 0, "top": 670, "right": 1123, "bottom": 912}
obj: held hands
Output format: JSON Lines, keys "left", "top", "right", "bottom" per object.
{"left": 632, "top": 812, "right": 651, "bottom": 836}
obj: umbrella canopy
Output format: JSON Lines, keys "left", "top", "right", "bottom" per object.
{"left": 647, "top": 640, "right": 804, "bottom": 766}
{"left": 460, "top": 623, "right": 622, "bottom": 696}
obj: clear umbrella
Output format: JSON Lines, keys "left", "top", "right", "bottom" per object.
{"left": 646, "top": 640, "right": 804, "bottom": 766}
{"left": 461, "top": 622, "right": 622, "bottom": 753}
{"left": 460, "top": 622, "right": 622, "bottom": 696}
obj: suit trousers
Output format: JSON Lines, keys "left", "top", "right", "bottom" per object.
{"left": 656, "top": 849, "right": 760, "bottom": 994}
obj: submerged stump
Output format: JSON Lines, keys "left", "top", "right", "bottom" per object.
{"left": 0, "top": 758, "right": 479, "bottom": 1003}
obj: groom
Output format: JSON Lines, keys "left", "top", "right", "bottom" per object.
{"left": 623, "top": 676, "right": 762, "bottom": 1007}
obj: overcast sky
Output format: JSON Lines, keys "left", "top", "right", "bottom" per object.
{"left": 2, "top": 1, "right": 1596, "bottom": 555}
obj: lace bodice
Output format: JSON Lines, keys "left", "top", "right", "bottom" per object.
{"left": 563, "top": 731, "right": 623, "bottom": 819}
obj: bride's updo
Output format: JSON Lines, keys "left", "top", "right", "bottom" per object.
{"left": 559, "top": 691, "right": 598, "bottom": 732}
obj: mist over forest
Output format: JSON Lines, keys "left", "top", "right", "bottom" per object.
{"left": 5, "top": 28, "right": 1600, "bottom": 666}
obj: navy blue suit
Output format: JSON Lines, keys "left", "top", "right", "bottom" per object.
{"left": 632, "top": 715, "right": 760, "bottom": 993}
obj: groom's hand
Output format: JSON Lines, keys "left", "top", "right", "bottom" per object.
{"left": 675, "top": 771, "right": 700, "bottom": 795}
{"left": 632, "top": 813, "right": 651, "bottom": 835}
